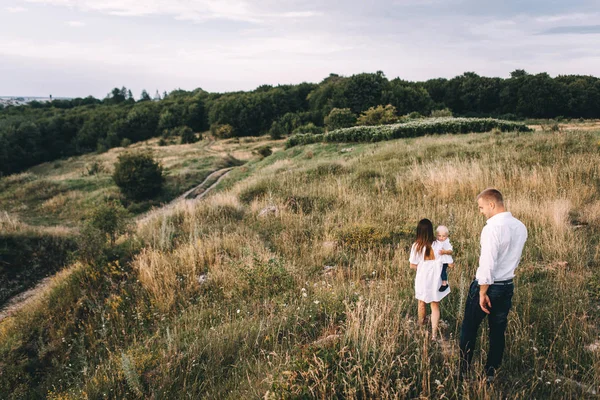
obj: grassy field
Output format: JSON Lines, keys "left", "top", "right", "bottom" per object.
{"left": 0, "top": 135, "right": 278, "bottom": 228}
{"left": 0, "top": 127, "right": 599, "bottom": 398}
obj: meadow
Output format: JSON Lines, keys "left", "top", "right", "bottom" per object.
{"left": 0, "top": 127, "right": 599, "bottom": 399}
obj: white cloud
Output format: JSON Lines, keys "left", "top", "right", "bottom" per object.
{"left": 6, "top": 6, "right": 28, "bottom": 12}
{"left": 535, "top": 13, "right": 595, "bottom": 23}
{"left": 66, "top": 20, "right": 85, "bottom": 27}
{"left": 22, "top": 0, "right": 322, "bottom": 23}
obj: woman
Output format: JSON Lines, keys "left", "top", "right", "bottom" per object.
{"left": 409, "top": 218, "right": 450, "bottom": 340}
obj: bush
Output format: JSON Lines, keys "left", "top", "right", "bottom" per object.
{"left": 255, "top": 145, "right": 272, "bottom": 158}
{"left": 120, "top": 138, "right": 132, "bottom": 148}
{"left": 293, "top": 123, "right": 324, "bottom": 135}
{"left": 178, "top": 126, "right": 199, "bottom": 144}
{"left": 87, "top": 201, "right": 131, "bottom": 244}
{"left": 112, "top": 152, "right": 164, "bottom": 201}
{"left": 337, "top": 224, "right": 394, "bottom": 250}
{"left": 210, "top": 124, "right": 235, "bottom": 138}
{"left": 325, "top": 108, "right": 357, "bottom": 131}
{"left": 356, "top": 104, "right": 398, "bottom": 126}
{"left": 286, "top": 118, "right": 533, "bottom": 147}
{"left": 430, "top": 108, "right": 453, "bottom": 117}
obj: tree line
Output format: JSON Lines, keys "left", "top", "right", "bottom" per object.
{"left": 1, "top": 70, "right": 599, "bottom": 176}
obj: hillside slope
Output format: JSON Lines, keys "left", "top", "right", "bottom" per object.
{"left": 1, "top": 129, "right": 599, "bottom": 399}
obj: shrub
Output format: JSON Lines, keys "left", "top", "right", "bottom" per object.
{"left": 112, "top": 152, "right": 164, "bottom": 201}
{"left": 293, "top": 123, "right": 324, "bottom": 135}
{"left": 120, "top": 138, "right": 132, "bottom": 148}
{"left": 87, "top": 200, "right": 131, "bottom": 244}
{"left": 178, "top": 126, "right": 199, "bottom": 144}
{"left": 430, "top": 108, "right": 453, "bottom": 117}
{"left": 286, "top": 118, "right": 533, "bottom": 147}
{"left": 255, "top": 145, "right": 272, "bottom": 158}
{"left": 325, "top": 108, "right": 357, "bottom": 131}
{"left": 241, "top": 256, "right": 293, "bottom": 298}
{"left": 269, "top": 120, "right": 286, "bottom": 140}
{"left": 356, "top": 104, "right": 398, "bottom": 126}
{"left": 210, "top": 124, "right": 235, "bottom": 138}
{"left": 239, "top": 180, "right": 274, "bottom": 203}
{"left": 337, "top": 224, "right": 394, "bottom": 250}
{"left": 84, "top": 161, "right": 105, "bottom": 176}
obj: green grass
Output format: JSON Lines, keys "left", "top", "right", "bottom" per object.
{"left": 1, "top": 128, "right": 599, "bottom": 399}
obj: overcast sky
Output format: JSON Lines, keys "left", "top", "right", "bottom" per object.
{"left": 1, "top": 0, "right": 599, "bottom": 98}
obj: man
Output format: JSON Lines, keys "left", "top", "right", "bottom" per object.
{"left": 459, "top": 188, "right": 528, "bottom": 383}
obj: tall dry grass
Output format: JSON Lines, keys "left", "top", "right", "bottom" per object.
{"left": 2, "top": 129, "right": 599, "bottom": 399}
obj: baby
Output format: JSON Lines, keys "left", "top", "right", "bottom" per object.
{"left": 433, "top": 225, "right": 454, "bottom": 292}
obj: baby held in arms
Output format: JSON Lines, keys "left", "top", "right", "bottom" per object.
{"left": 433, "top": 225, "right": 454, "bottom": 292}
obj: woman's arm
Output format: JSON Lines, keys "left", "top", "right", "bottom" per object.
{"left": 410, "top": 263, "right": 418, "bottom": 270}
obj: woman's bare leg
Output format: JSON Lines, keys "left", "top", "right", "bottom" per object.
{"left": 418, "top": 301, "right": 427, "bottom": 325}
{"left": 430, "top": 301, "right": 440, "bottom": 339}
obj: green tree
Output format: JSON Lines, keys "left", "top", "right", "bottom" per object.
{"left": 88, "top": 201, "right": 130, "bottom": 244}
{"left": 139, "top": 89, "right": 151, "bottom": 102}
{"left": 112, "top": 152, "right": 164, "bottom": 200}
{"left": 356, "top": 104, "right": 398, "bottom": 126}
{"left": 325, "top": 108, "right": 357, "bottom": 130}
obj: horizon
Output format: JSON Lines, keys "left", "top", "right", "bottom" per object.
{"left": 1, "top": 0, "right": 599, "bottom": 99}
{"left": 2, "top": 68, "right": 599, "bottom": 100}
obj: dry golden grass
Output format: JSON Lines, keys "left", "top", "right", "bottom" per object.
{"left": 2, "top": 129, "right": 600, "bottom": 399}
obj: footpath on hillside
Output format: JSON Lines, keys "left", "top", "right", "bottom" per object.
{"left": 0, "top": 165, "right": 234, "bottom": 323}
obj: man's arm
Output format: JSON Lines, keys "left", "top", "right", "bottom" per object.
{"left": 477, "top": 226, "right": 499, "bottom": 314}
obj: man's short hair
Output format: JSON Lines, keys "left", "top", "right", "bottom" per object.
{"left": 477, "top": 188, "right": 504, "bottom": 205}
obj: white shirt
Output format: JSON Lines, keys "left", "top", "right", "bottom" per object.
{"left": 432, "top": 239, "right": 453, "bottom": 264}
{"left": 476, "top": 212, "right": 528, "bottom": 284}
{"left": 409, "top": 243, "right": 435, "bottom": 264}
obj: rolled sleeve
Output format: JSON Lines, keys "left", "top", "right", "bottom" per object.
{"left": 476, "top": 226, "right": 498, "bottom": 284}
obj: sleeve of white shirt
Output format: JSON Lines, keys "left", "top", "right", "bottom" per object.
{"left": 444, "top": 240, "right": 454, "bottom": 263}
{"left": 409, "top": 244, "right": 421, "bottom": 264}
{"left": 476, "top": 226, "right": 498, "bottom": 285}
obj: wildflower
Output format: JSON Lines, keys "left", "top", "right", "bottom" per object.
{"left": 302, "top": 292, "right": 308, "bottom": 297}
{"left": 236, "top": 309, "right": 240, "bottom": 314}
{"left": 533, "top": 347, "right": 538, "bottom": 352}
{"left": 313, "top": 300, "right": 320, "bottom": 304}
{"left": 435, "top": 379, "right": 441, "bottom": 385}
{"left": 555, "top": 379, "right": 561, "bottom": 384}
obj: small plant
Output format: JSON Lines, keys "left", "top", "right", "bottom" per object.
{"left": 84, "top": 161, "right": 106, "bottom": 176}
{"left": 255, "top": 145, "right": 272, "bottom": 158}
{"left": 430, "top": 108, "right": 453, "bottom": 117}
{"left": 337, "top": 224, "right": 393, "bottom": 250}
{"left": 87, "top": 200, "right": 130, "bottom": 244}
{"left": 121, "top": 138, "right": 132, "bottom": 148}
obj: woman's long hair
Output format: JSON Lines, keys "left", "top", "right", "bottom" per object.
{"left": 414, "top": 219, "right": 435, "bottom": 260}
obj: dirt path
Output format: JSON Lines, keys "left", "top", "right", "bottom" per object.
{"left": 136, "top": 167, "right": 233, "bottom": 224}
{"left": 0, "top": 276, "right": 53, "bottom": 322}
{"left": 0, "top": 166, "right": 235, "bottom": 323}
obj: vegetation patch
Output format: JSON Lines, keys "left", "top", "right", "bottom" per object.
{"left": 0, "top": 231, "right": 77, "bottom": 307}
{"left": 286, "top": 117, "right": 532, "bottom": 147}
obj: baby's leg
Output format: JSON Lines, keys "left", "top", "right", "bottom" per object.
{"left": 439, "top": 264, "right": 449, "bottom": 291}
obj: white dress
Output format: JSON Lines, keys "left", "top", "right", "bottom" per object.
{"left": 410, "top": 243, "right": 450, "bottom": 303}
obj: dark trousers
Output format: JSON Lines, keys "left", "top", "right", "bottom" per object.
{"left": 459, "top": 280, "right": 514, "bottom": 377}
{"left": 441, "top": 263, "right": 449, "bottom": 281}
